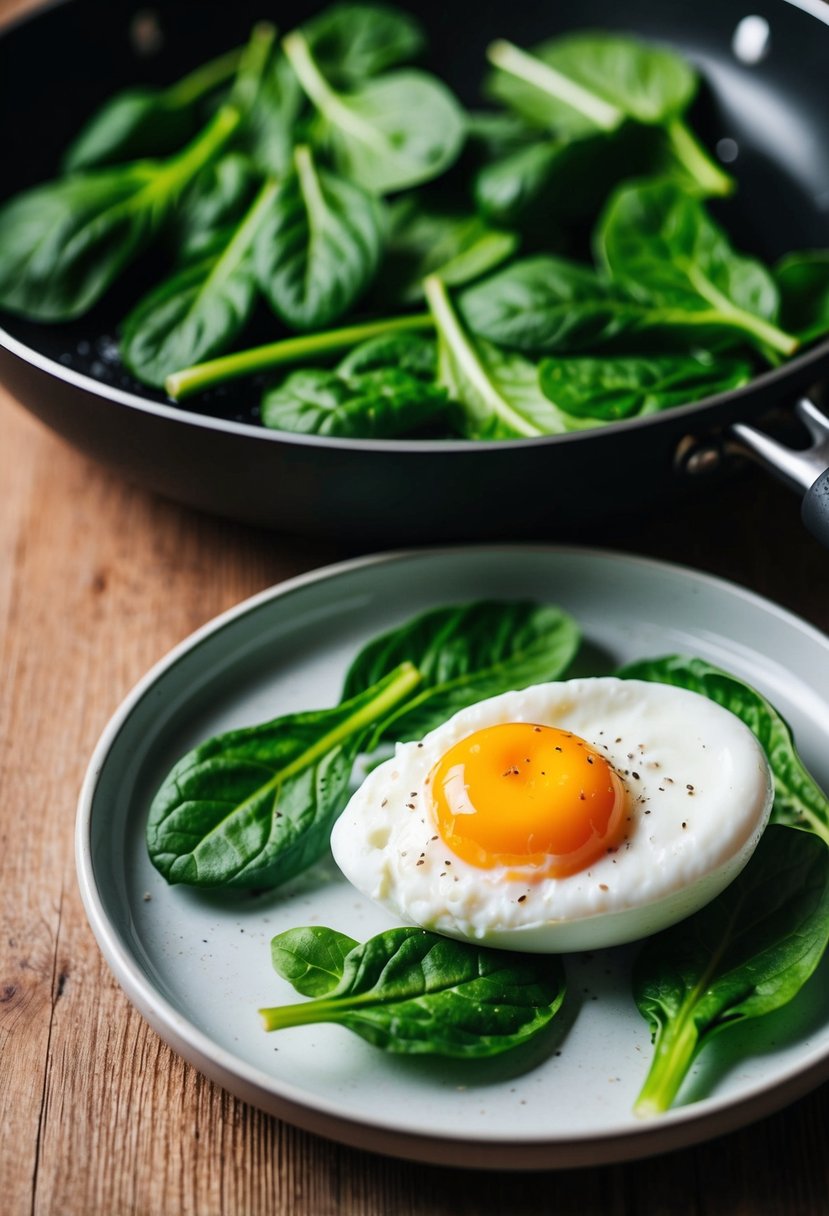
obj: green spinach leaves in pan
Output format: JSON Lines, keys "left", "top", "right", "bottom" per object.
{"left": 1, "top": 4, "right": 827, "bottom": 438}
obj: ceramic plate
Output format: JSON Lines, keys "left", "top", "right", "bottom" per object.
{"left": 76, "top": 547, "right": 829, "bottom": 1169}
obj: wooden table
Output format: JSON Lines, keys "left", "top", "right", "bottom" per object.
{"left": 2, "top": 5, "right": 829, "bottom": 1211}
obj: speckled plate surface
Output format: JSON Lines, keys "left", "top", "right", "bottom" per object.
{"left": 76, "top": 547, "right": 829, "bottom": 1169}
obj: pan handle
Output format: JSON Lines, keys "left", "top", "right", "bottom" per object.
{"left": 728, "top": 398, "right": 829, "bottom": 549}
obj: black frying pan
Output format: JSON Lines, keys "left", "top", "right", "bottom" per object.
{"left": 1, "top": 0, "right": 828, "bottom": 543}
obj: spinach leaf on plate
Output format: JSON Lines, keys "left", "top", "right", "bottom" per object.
{"left": 539, "top": 352, "right": 752, "bottom": 421}
{"left": 776, "top": 251, "right": 829, "bottom": 344}
{"left": 343, "top": 599, "right": 580, "bottom": 744}
{"left": 632, "top": 825, "right": 829, "bottom": 1114}
{"left": 261, "top": 925, "right": 566, "bottom": 1057}
{"left": 487, "top": 32, "right": 732, "bottom": 197}
{"left": 122, "top": 178, "right": 277, "bottom": 387}
{"left": 425, "top": 275, "right": 598, "bottom": 438}
{"left": 596, "top": 178, "right": 798, "bottom": 358}
{"left": 282, "top": 29, "right": 465, "bottom": 194}
{"left": 146, "top": 662, "right": 420, "bottom": 889}
{"left": 271, "top": 925, "right": 358, "bottom": 996}
{"left": 254, "top": 144, "right": 383, "bottom": 331}
{"left": 617, "top": 654, "right": 829, "bottom": 845}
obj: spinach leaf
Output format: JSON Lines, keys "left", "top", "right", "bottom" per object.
{"left": 460, "top": 255, "right": 765, "bottom": 356}
{"left": 122, "top": 178, "right": 277, "bottom": 387}
{"left": 474, "top": 128, "right": 648, "bottom": 231}
{"left": 460, "top": 255, "right": 630, "bottom": 352}
{"left": 146, "top": 662, "right": 420, "bottom": 889}
{"left": 337, "top": 331, "right": 437, "bottom": 379}
{"left": 62, "top": 45, "right": 242, "bottom": 172}
{"left": 539, "top": 352, "right": 752, "bottom": 421}
{"left": 283, "top": 30, "right": 465, "bottom": 193}
{"left": 0, "top": 104, "right": 240, "bottom": 321}
{"left": 377, "top": 198, "right": 518, "bottom": 307}
{"left": 235, "top": 47, "right": 304, "bottom": 176}
{"left": 632, "top": 825, "right": 829, "bottom": 1114}
{"left": 260, "top": 925, "right": 566, "bottom": 1058}
{"left": 487, "top": 32, "right": 732, "bottom": 196}
{"left": 303, "top": 2, "right": 425, "bottom": 86}
{"left": 172, "top": 152, "right": 260, "bottom": 263}
{"left": 271, "top": 926, "right": 357, "bottom": 996}
{"left": 596, "top": 179, "right": 799, "bottom": 358}
{"left": 343, "top": 599, "right": 580, "bottom": 743}
{"left": 425, "top": 275, "right": 597, "bottom": 438}
{"left": 254, "top": 144, "right": 382, "bottom": 331}
{"left": 617, "top": 654, "right": 829, "bottom": 846}
{"left": 776, "top": 251, "right": 829, "bottom": 344}
{"left": 261, "top": 365, "right": 452, "bottom": 439}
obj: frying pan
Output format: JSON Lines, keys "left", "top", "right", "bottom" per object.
{"left": 1, "top": 0, "right": 828, "bottom": 544}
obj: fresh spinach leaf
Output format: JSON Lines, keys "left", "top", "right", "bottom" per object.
{"left": 254, "top": 144, "right": 382, "bottom": 331}
{"left": 234, "top": 47, "right": 304, "bottom": 176}
{"left": 261, "top": 365, "right": 452, "bottom": 438}
{"left": 474, "top": 127, "right": 649, "bottom": 231}
{"left": 776, "top": 251, "right": 829, "bottom": 344}
{"left": 487, "top": 32, "right": 732, "bottom": 196}
{"left": 261, "top": 925, "right": 566, "bottom": 1058}
{"left": 377, "top": 198, "right": 518, "bottom": 307}
{"left": 62, "top": 45, "right": 242, "bottom": 172}
{"left": 121, "top": 178, "right": 277, "bottom": 387}
{"left": 617, "top": 654, "right": 829, "bottom": 846}
{"left": 303, "top": 2, "right": 425, "bottom": 86}
{"left": 337, "top": 331, "right": 437, "bottom": 379}
{"left": 283, "top": 29, "right": 465, "bottom": 194}
{"left": 172, "top": 152, "right": 260, "bottom": 263}
{"left": 596, "top": 178, "right": 799, "bottom": 358}
{"left": 460, "top": 254, "right": 767, "bottom": 356}
{"left": 425, "top": 275, "right": 597, "bottom": 438}
{"left": 632, "top": 825, "right": 829, "bottom": 1114}
{"left": 343, "top": 599, "right": 580, "bottom": 743}
{"left": 539, "top": 352, "right": 752, "bottom": 421}
{"left": 0, "top": 104, "right": 240, "bottom": 321}
{"left": 146, "top": 662, "right": 420, "bottom": 889}
{"left": 271, "top": 926, "right": 357, "bottom": 996}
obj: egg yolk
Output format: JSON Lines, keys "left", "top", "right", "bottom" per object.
{"left": 429, "top": 723, "right": 626, "bottom": 878}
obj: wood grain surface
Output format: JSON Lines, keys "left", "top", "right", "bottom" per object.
{"left": 2, "top": 3, "right": 829, "bottom": 1212}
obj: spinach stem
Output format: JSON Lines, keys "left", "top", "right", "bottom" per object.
{"left": 682, "top": 262, "right": 799, "bottom": 358}
{"left": 424, "top": 274, "right": 546, "bottom": 438}
{"left": 165, "top": 46, "right": 244, "bottom": 108}
{"left": 633, "top": 1015, "right": 700, "bottom": 1116}
{"left": 282, "top": 30, "right": 389, "bottom": 154}
{"left": 165, "top": 313, "right": 433, "bottom": 399}
{"left": 487, "top": 39, "right": 623, "bottom": 131}
{"left": 665, "top": 118, "right": 734, "bottom": 198}
{"left": 230, "top": 22, "right": 278, "bottom": 111}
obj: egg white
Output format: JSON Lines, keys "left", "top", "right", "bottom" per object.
{"left": 330, "top": 677, "right": 774, "bottom": 952}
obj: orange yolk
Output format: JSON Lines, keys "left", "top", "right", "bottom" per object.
{"left": 429, "top": 723, "right": 626, "bottom": 879}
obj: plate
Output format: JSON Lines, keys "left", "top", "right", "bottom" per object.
{"left": 76, "top": 546, "right": 829, "bottom": 1169}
